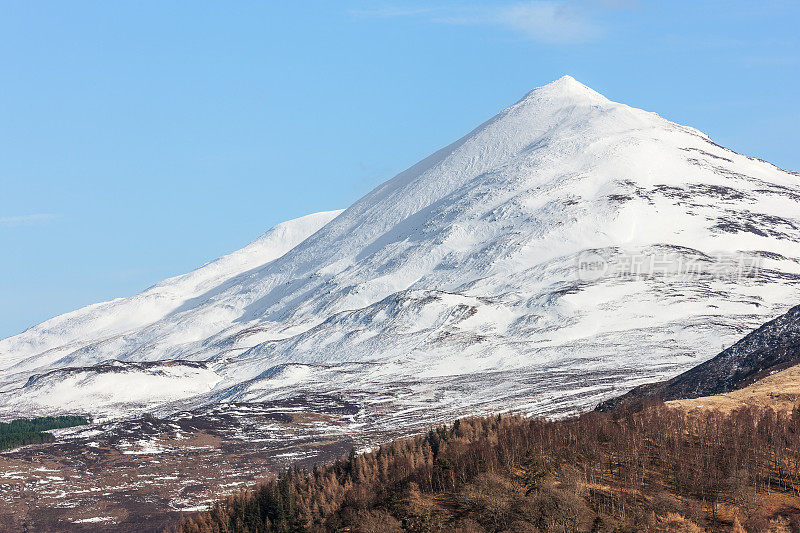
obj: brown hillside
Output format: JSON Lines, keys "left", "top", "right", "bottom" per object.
{"left": 668, "top": 364, "right": 800, "bottom": 414}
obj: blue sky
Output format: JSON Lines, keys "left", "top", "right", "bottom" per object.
{"left": 1, "top": 1, "right": 798, "bottom": 339}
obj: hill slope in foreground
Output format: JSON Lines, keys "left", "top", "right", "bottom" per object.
{"left": 597, "top": 303, "right": 800, "bottom": 412}
{"left": 667, "top": 363, "right": 800, "bottom": 413}
{"left": 1, "top": 76, "right": 800, "bottom": 426}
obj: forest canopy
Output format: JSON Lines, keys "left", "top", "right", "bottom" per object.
{"left": 180, "top": 404, "right": 800, "bottom": 532}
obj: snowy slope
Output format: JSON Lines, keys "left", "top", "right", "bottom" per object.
{"left": 1, "top": 76, "right": 799, "bottom": 423}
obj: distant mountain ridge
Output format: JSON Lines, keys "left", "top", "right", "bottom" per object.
{"left": 1, "top": 76, "right": 799, "bottom": 426}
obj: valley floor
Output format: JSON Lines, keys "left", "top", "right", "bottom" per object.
{"left": 0, "top": 365, "right": 649, "bottom": 531}
{"left": 0, "top": 396, "right": 361, "bottom": 532}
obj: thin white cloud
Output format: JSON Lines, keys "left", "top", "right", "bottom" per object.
{"left": 442, "top": 2, "right": 599, "bottom": 44}
{"left": 0, "top": 214, "right": 58, "bottom": 227}
{"left": 352, "top": 1, "right": 636, "bottom": 44}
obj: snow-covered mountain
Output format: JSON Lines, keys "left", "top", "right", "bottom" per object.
{"left": 2, "top": 76, "right": 799, "bottom": 424}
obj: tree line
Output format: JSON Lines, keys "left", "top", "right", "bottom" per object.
{"left": 178, "top": 404, "right": 800, "bottom": 532}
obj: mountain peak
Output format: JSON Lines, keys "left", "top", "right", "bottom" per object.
{"left": 519, "top": 75, "right": 607, "bottom": 105}
{"left": 550, "top": 74, "right": 584, "bottom": 87}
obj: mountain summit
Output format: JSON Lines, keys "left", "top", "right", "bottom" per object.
{"left": 521, "top": 75, "right": 607, "bottom": 101}
{"left": 1, "top": 78, "right": 799, "bottom": 425}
